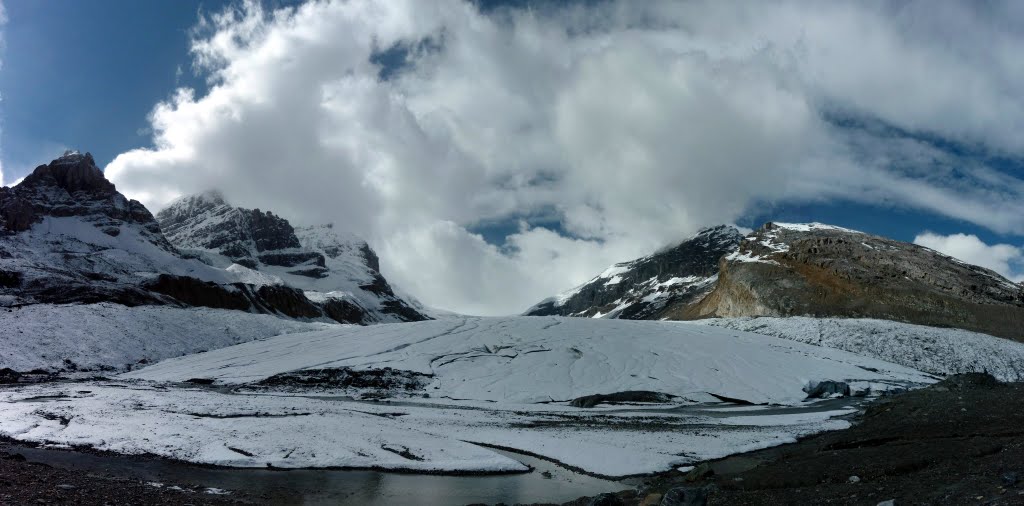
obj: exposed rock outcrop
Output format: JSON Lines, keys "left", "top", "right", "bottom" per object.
{"left": 685, "top": 223, "right": 1024, "bottom": 341}
{"left": 4, "top": 151, "right": 171, "bottom": 248}
{"left": 528, "top": 221, "right": 1024, "bottom": 341}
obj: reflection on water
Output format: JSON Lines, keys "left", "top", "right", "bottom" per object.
{"left": 4, "top": 444, "right": 633, "bottom": 505}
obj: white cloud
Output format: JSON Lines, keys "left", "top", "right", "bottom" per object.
{"left": 105, "top": 0, "right": 1024, "bottom": 314}
{"left": 914, "top": 232, "right": 1023, "bottom": 283}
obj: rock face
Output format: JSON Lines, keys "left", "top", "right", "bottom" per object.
{"left": 527, "top": 221, "right": 1024, "bottom": 341}
{"left": 524, "top": 225, "right": 742, "bottom": 319}
{"left": 157, "top": 192, "right": 428, "bottom": 324}
{"left": 1, "top": 151, "right": 170, "bottom": 247}
{"left": 685, "top": 222, "right": 1024, "bottom": 341}
{"left": 0, "top": 151, "right": 426, "bottom": 325}
{"left": 0, "top": 151, "right": 196, "bottom": 306}
{"left": 156, "top": 191, "right": 318, "bottom": 270}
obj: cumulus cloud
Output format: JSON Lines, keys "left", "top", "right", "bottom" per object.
{"left": 106, "top": 0, "right": 1024, "bottom": 314}
{"left": 914, "top": 232, "right": 1023, "bottom": 283}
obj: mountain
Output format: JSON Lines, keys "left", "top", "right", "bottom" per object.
{"left": 0, "top": 151, "right": 231, "bottom": 306}
{"left": 687, "top": 222, "right": 1024, "bottom": 340}
{"left": 0, "top": 151, "right": 426, "bottom": 325}
{"left": 526, "top": 222, "right": 1024, "bottom": 341}
{"left": 524, "top": 225, "right": 743, "bottom": 319}
{"left": 156, "top": 191, "right": 427, "bottom": 323}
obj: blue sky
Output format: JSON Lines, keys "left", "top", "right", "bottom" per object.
{"left": 0, "top": 0, "right": 230, "bottom": 175}
{"left": 1, "top": 0, "right": 1022, "bottom": 313}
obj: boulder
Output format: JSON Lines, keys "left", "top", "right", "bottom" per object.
{"left": 661, "top": 486, "right": 712, "bottom": 506}
{"left": 804, "top": 380, "right": 851, "bottom": 399}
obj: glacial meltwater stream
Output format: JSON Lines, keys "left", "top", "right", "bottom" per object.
{"left": 2, "top": 442, "right": 634, "bottom": 505}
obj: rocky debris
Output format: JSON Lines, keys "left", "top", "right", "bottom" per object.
{"left": 0, "top": 444, "right": 243, "bottom": 506}
{"left": 0, "top": 368, "right": 58, "bottom": 384}
{"left": 688, "top": 222, "right": 1024, "bottom": 341}
{"left": 934, "top": 372, "right": 1000, "bottom": 390}
{"left": 660, "top": 486, "right": 712, "bottom": 506}
{"left": 246, "top": 367, "right": 433, "bottom": 396}
{"left": 525, "top": 225, "right": 742, "bottom": 319}
{"left": 803, "top": 380, "right": 851, "bottom": 399}
{"left": 588, "top": 492, "right": 625, "bottom": 506}
{"left": 683, "top": 464, "right": 714, "bottom": 482}
{"left": 569, "top": 391, "right": 675, "bottom": 408}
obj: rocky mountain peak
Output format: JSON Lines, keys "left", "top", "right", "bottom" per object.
{"left": 158, "top": 191, "right": 428, "bottom": 323}
{"left": 158, "top": 193, "right": 305, "bottom": 268}
{"left": 20, "top": 151, "right": 115, "bottom": 196}
{"left": 0, "top": 151, "right": 169, "bottom": 246}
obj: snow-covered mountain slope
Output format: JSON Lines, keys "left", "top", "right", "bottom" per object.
{"left": 693, "top": 317, "right": 1024, "bottom": 381}
{"left": 0, "top": 303, "right": 332, "bottom": 373}
{"left": 0, "top": 152, "right": 237, "bottom": 306}
{"left": 524, "top": 225, "right": 742, "bottom": 319}
{"left": 689, "top": 222, "right": 1024, "bottom": 341}
{"left": 0, "top": 152, "right": 420, "bottom": 330}
{"left": 125, "top": 316, "right": 933, "bottom": 405}
{"left": 157, "top": 192, "right": 427, "bottom": 323}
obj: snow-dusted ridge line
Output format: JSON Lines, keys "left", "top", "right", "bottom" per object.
{"left": 770, "top": 222, "right": 864, "bottom": 234}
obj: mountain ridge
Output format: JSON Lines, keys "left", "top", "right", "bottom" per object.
{"left": 0, "top": 151, "right": 427, "bottom": 325}
{"left": 157, "top": 190, "right": 427, "bottom": 324}
{"left": 526, "top": 221, "right": 1024, "bottom": 341}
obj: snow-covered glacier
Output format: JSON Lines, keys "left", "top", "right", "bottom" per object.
{"left": 124, "top": 316, "right": 932, "bottom": 404}
{"left": 0, "top": 317, "right": 936, "bottom": 477}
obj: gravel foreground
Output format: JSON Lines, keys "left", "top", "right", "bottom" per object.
{"left": 0, "top": 448, "right": 250, "bottom": 505}
{"left": 562, "top": 374, "right": 1024, "bottom": 506}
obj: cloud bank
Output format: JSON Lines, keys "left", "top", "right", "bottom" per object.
{"left": 105, "top": 0, "right": 1024, "bottom": 314}
{"left": 914, "top": 232, "right": 1023, "bottom": 283}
